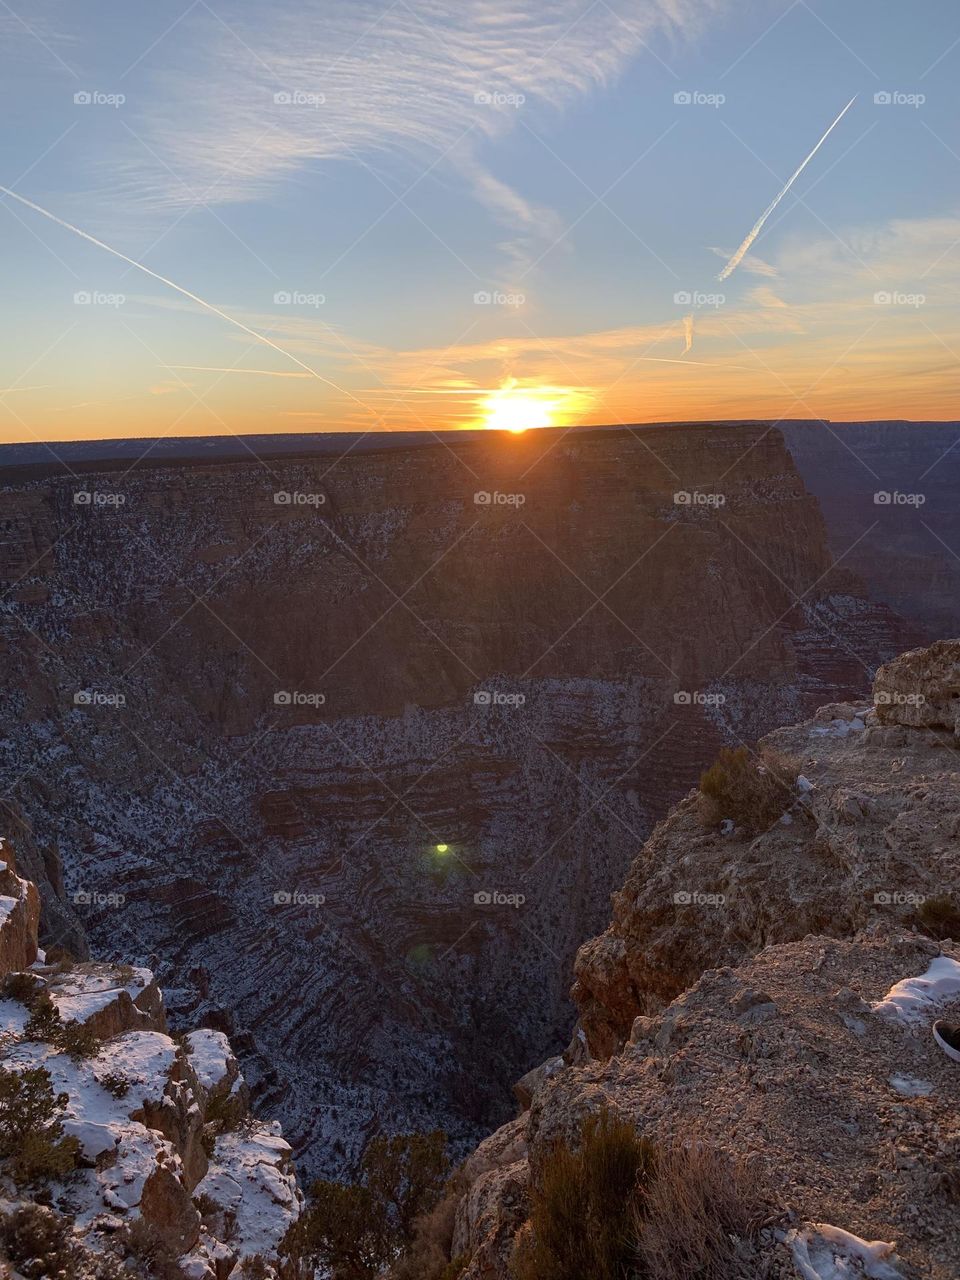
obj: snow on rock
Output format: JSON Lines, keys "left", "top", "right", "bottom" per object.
{"left": 872, "top": 955, "right": 960, "bottom": 1024}
{"left": 194, "top": 1121, "right": 303, "bottom": 1260}
{"left": 186, "top": 1028, "right": 235, "bottom": 1093}
{"left": 787, "top": 1223, "right": 905, "bottom": 1279}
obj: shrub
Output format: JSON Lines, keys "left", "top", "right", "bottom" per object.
{"left": 389, "top": 1170, "right": 467, "bottom": 1280}
{"left": 59, "top": 1019, "right": 102, "bottom": 1061}
{"left": 0, "top": 1204, "right": 131, "bottom": 1280}
{"left": 2, "top": 971, "right": 42, "bottom": 1005}
{"left": 238, "top": 1256, "right": 271, "bottom": 1279}
{"left": 288, "top": 1130, "right": 451, "bottom": 1280}
{"left": 0, "top": 1065, "right": 81, "bottom": 1186}
{"left": 23, "top": 994, "right": 63, "bottom": 1043}
{"left": 633, "top": 1142, "right": 770, "bottom": 1279}
{"left": 99, "top": 1070, "right": 130, "bottom": 1098}
{"left": 699, "top": 746, "right": 801, "bottom": 834}
{"left": 511, "top": 1110, "right": 656, "bottom": 1280}
{"left": 916, "top": 895, "right": 960, "bottom": 941}
{"left": 120, "top": 1218, "right": 187, "bottom": 1279}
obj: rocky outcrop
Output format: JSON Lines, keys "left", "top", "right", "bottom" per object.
{"left": 0, "top": 851, "right": 40, "bottom": 978}
{"left": 874, "top": 638, "right": 960, "bottom": 735}
{"left": 0, "top": 875, "right": 305, "bottom": 1279}
{"left": 448, "top": 640, "right": 960, "bottom": 1280}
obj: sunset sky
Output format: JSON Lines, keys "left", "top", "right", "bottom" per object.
{"left": 1, "top": 0, "right": 958, "bottom": 444}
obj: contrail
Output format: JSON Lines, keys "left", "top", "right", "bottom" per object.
{"left": 0, "top": 185, "right": 371, "bottom": 412}
{"left": 165, "top": 365, "right": 313, "bottom": 379}
{"left": 682, "top": 314, "right": 694, "bottom": 355}
{"left": 717, "top": 96, "right": 856, "bottom": 282}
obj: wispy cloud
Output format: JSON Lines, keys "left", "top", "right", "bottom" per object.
{"left": 113, "top": 0, "right": 726, "bottom": 279}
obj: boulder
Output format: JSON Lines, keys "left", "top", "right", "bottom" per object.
{"left": 874, "top": 638, "right": 960, "bottom": 734}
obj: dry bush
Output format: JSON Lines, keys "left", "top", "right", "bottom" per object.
{"left": 389, "top": 1170, "right": 467, "bottom": 1280}
{"left": 634, "top": 1142, "right": 770, "bottom": 1280}
{"left": 699, "top": 746, "right": 801, "bottom": 834}
{"left": 916, "top": 895, "right": 960, "bottom": 941}
{"left": 511, "top": 1111, "right": 655, "bottom": 1280}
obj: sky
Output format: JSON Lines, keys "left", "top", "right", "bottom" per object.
{"left": 0, "top": 0, "right": 958, "bottom": 444}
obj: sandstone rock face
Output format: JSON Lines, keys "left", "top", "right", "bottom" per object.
{"left": 455, "top": 929, "right": 960, "bottom": 1280}
{"left": 0, "top": 855, "right": 40, "bottom": 978}
{"left": 572, "top": 668, "right": 960, "bottom": 1058}
{"left": 0, "top": 425, "right": 926, "bottom": 1174}
{"left": 874, "top": 638, "right": 960, "bottom": 734}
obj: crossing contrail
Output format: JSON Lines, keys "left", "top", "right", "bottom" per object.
{"left": 0, "top": 184, "right": 372, "bottom": 412}
{"left": 717, "top": 96, "right": 856, "bottom": 282}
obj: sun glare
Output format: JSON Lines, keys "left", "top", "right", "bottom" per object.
{"left": 479, "top": 379, "right": 589, "bottom": 434}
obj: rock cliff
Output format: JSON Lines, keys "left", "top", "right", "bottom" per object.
{"left": 448, "top": 639, "right": 960, "bottom": 1280}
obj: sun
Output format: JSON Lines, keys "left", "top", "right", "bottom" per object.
{"left": 481, "top": 381, "right": 559, "bottom": 434}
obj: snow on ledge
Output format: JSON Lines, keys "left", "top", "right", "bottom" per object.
{"left": 787, "top": 1222, "right": 904, "bottom": 1280}
{"left": 871, "top": 956, "right": 960, "bottom": 1024}
{"left": 186, "top": 1028, "right": 234, "bottom": 1092}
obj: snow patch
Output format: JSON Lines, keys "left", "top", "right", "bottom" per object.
{"left": 186, "top": 1028, "right": 234, "bottom": 1092}
{"left": 872, "top": 956, "right": 960, "bottom": 1024}
{"left": 888, "top": 1073, "right": 933, "bottom": 1097}
{"left": 787, "top": 1222, "right": 904, "bottom": 1279}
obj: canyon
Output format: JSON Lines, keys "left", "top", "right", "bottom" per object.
{"left": 0, "top": 420, "right": 950, "bottom": 1179}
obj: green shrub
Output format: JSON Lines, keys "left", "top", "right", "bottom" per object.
{"left": 23, "top": 994, "right": 63, "bottom": 1043}
{"left": 59, "top": 1020, "right": 102, "bottom": 1061}
{"left": 511, "top": 1110, "right": 656, "bottom": 1280}
{"left": 98, "top": 1070, "right": 130, "bottom": 1098}
{"left": 0, "top": 1065, "right": 81, "bottom": 1186}
{"left": 699, "top": 746, "right": 801, "bottom": 834}
{"left": 288, "top": 1130, "right": 450, "bottom": 1280}
{"left": 388, "top": 1170, "right": 467, "bottom": 1280}
{"left": 119, "top": 1218, "right": 187, "bottom": 1279}
{"left": 0, "top": 1203, "right": 132, "bottom": 1279}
